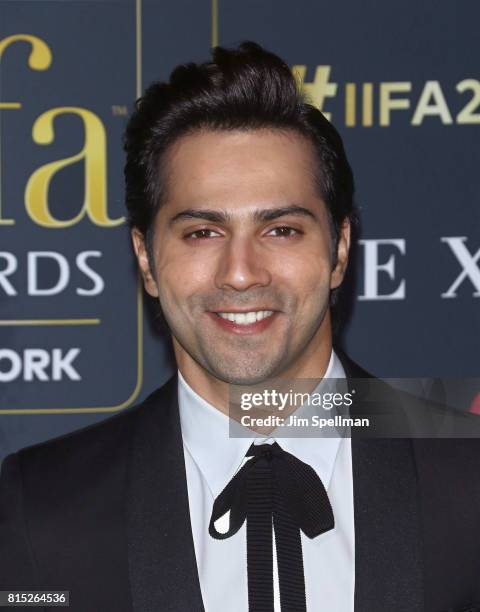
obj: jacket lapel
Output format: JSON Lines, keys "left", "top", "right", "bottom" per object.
{"left": 126, "top": 374, "right": 205, "bottom": 612}
{"left": 337, "top": 349, "right": 424, "bottom": 612}
{"left": 351, "top": 437, "right": 424, "bottom": 612}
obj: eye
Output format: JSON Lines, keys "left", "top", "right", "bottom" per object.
{"left": 184, "top": 228, "right": 222, "bottom": 240}
{"left": 266, "top": 226, "right": 303, "bottom": 238}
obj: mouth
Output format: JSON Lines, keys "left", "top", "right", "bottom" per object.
{"left": 208, "top": 309, "right": 278, "bottom": 334}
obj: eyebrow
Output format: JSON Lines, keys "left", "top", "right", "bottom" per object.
{"left": 168, "top": 204, "right": 318, "bottom": 227}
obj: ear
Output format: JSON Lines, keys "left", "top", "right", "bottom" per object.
{"left": 131, "top": 228, "right": 159, "bottom": 298}
{"left": 330, "top": 218, "right": 351, "bottom": 290}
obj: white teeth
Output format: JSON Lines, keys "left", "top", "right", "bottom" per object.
{"left": 217, "top": 310, "right": 274, "bottom": 325}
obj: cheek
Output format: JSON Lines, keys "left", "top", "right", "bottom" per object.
{"left": 295, "top": 269, "right": 332, "bottom": 312}
{"left": 154, "top": 245, "right": 215, "bottom": 307}
{"left": 274, "top": 243, "right": 332, "bottom": 293}
{"left": 275, "top": 257, "right": 332, "bottom": 328}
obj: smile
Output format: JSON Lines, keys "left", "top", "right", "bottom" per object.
{"left": 209, "top": 309, "right": 278, "bottom": 335}
{"left": 216, "top": 311, "right": 274, "bottom": 325}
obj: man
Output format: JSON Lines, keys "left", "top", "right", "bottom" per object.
{"left": 1, "top": 42, "right": 480, "bottom": 612}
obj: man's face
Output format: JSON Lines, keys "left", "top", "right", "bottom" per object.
{"left": 133, "top": 128, "right": 350, "bottom": 385}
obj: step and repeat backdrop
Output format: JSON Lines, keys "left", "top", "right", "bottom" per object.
{"left": 0, "top": 0, "right": 479, "bottom": 461}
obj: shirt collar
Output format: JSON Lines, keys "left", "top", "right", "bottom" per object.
{"left": 178, "top": 349, "right": 346, "bottom": 499}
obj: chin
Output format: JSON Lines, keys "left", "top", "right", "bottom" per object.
{"left": 205, "top": 360, "right": 282, "bottom": 386}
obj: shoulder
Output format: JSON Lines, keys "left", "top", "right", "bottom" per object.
{"left": 336, "top": 346, "right": 480, "bottom": 443}
{"left": 0, "top": 375, "right": 177, "bottom": 488}
{"left": 413, "top": 436, "right": 480, "bottom": 478}
{"left": 334, "top": 346, "right": 375, "bottom": 379}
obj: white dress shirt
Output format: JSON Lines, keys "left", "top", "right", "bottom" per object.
{"left": 178, "top": 349, "right": 355, "bottom": 612}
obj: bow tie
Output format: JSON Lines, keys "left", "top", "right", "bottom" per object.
{"left": 209, "top": 441, "right": 335, "bottom": 612}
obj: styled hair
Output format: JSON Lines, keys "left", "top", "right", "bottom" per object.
{"left": 123, "top": 41, "right": 356, "bottom": 308}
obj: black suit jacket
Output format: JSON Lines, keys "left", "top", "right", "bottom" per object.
{"left": 1, "top": 351, "right": 480, "bottom": 612}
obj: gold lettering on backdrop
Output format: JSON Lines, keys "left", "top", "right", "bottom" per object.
{"left": 291, "top": 65, "right": 337, "bottom": 121}
{"left": 0, "top": 34, "right": 52, "bottom": 73}
{"left": 25, "top": 107, "right": 123, "bottom": 228}
{"left": 412, "top": 81, "right": 453, "bottom": 126}
{"left": 345, "top": 83, "right": 356, "bottom": 127}
{"left": 379, "top": 82, "right": 411, "bottom": 127}
{"left": 343, "top": 83, "right": 374, "bottom": 127}
{"left": 362, "top": 83, "right": 373, "bottom": 127}
{"left": 0, "top": 34, "right": 52, "bottom": 225}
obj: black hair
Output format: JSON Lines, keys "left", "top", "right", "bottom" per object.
{"left": 123, "top": 41, "right": 356, "bottom": 306}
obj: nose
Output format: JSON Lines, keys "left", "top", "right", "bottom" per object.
{"left": 214, "top": 235, "right": 272, "bottom": 292}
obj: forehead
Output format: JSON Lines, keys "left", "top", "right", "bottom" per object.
{"left": 161, "top": 128, "right": 320, "bottom": 209}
